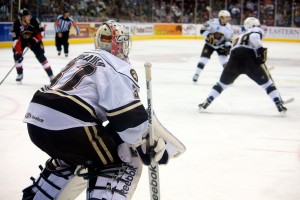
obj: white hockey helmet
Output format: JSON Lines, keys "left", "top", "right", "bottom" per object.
{"left": 218, "top": 10, "right": 231, "bottom": 18}
{"left": 94, "top": 20, "right": 131, "bottom": 61}
{"left": 244, "top": 17, "right": 260, "bottom": 30}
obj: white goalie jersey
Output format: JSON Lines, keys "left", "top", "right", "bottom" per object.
{"left": 201, "top": 18, "right": 234, "bottom": 48}
{"left": 23, "top": 50, "right": 149, "bottom": 145}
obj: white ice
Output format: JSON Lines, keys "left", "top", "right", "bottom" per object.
{"left": 0, "top": 39, "right": 300, "bottom": 200}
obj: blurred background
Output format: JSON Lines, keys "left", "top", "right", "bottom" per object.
{"left": 1, "top": 0, "right": 300, "bottom": 27}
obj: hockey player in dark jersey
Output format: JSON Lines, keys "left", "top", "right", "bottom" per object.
{"left": 11, "top": 8, "right": 54, "bottom": 83}
{"left": 198, "top": 17, "right": 287, "bottom": 115}
{"left": 21, "top": 20, "right": 185, "bottom": 200}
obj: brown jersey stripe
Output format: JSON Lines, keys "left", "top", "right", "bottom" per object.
{"left": 107, "top": 101, "right": 148, "bottom": 132}
{"left": 31, "top": 89, "right": 100, "bottom": 123}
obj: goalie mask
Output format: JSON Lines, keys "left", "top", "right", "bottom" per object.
{"left": 94, "top": 20, "right": 131, "bottom": 61}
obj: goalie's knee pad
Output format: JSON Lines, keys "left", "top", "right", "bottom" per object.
{"left": 22, "top": 158, "right": 86, "bottom": 200}
{"left": 86, "top": 157, "right": 142, "bottom": 200}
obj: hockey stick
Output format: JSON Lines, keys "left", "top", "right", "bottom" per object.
{"left": 263, "top": 63, "right": 294, "bottom": 105}
{"left": 144, "top": 62, "right": 161, "bottom": 200}
{"left": 283, "top": 97, "right": 294, "bottom": 104}
{"left": 268, "top": 65, "right": 275, "bottom": 71}
{"left": 0, "top": 47, "right": 30, "bottom": 85}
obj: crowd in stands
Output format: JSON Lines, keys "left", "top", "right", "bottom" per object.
{"left": 1, "top": 0, "right": 300, "bottom": 27}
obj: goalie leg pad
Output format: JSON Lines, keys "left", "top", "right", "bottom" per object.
{"left": 22, "top": 158, "right": 86, "bottom": 200}
{"left": 86, "top": 157, "right": 142, "bottom": 200}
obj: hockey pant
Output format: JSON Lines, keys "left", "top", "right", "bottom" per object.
{"left": 13, "top": 41, "right": 52, "bottom": 76}
{"left": 55, "top": 32, "right": 70, "bottom": 54}
{"left": 195, "top": 43, "right": 228, "bottom": 75}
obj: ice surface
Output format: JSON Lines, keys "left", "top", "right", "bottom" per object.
{"left": 0, "top": 40, "right": 300, "bottom": 200}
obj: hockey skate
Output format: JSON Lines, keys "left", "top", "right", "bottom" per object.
{"left": 193, "top": 74, "right": 199, "bottom": 83}
{"left": 16, "top": 74, "right": 23, "bottom": 84}
{"left": 274, "top": 97, "right": 287, "bottom": 116}
{"left": 198, "top": 97, "right": 213, "bottom": 112}
{"left": 58, "top": 51, "right": 61, "bottom": 56}
{"left": 276, "top": 102, "right": 287, "bottom": 116}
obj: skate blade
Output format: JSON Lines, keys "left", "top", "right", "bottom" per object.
{"left": 16, "top": 81, "right": 22, "bottom": 85}
{"left": 279, "top": 111, "right": 286, "bottom": 117}
{"left": 198, "top": 107, "right": 205, "bottom": 113}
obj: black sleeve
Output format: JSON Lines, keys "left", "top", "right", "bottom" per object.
{"left": 31, "top": 18, "right": 44, "bottom": 32}
{"left": 11, "top": 21, "right": 20, "bottom": 41}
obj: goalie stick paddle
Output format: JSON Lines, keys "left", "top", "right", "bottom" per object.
{"left": 0, "top": 46, "right": 30, "bottom": 85}
{"left": 144, "top": 62, "right": 161, "bottom": 200}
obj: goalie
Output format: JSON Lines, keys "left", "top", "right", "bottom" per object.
{"left": 192, "top": 10, "right": 234, "bottom": 83}
{"left": 21, "top": 20, "right": 184, "bottom": 200}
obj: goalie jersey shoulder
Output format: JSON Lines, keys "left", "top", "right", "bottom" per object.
{"left": 82, "top": 50, "right": 140, "bottom": 88}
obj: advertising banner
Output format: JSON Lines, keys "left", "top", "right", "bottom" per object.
{"left": 131, "top": 24, "right": 154, "bottom": 36}
{"left": 182, "top": 24, "right": 197, "bottom": 36}
{"left": 70, "top": 23, "right": 97, "bottom": 38}
{"left": 0, "top": 23, "right": 13, "bottom": 42}
{"left": 43, "top": 22, "right": 55, "bottom": 39}
{"left": 264, "top": 26, "right": 300, "bottom": 39}
{"left": 154, "top": 24, "right": 182, "bottom": 35}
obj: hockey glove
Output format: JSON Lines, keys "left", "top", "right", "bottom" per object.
{"left": 257, "top": 47, "right": 267, "bottom": 64}
{"left": 134, "top": 137, "right": 169, "bottom": 165}
{"left": 206, "top": 33, "right": 215, "bottom": 45}
{"left": 219, "top": 45, "right": 231, "bottom": 55}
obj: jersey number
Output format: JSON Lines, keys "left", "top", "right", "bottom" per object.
{"left": 51, "top": 60, "right": 96, "bottom": 91}
{"left": 232, "top": 33, "right": 250, "bottom": 47}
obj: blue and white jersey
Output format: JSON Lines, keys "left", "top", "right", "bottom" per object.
{"left": 201, "top": 18, "right": 234, "bottom": 48}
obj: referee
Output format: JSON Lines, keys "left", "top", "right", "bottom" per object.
{"left": 54, "top": 8, "right": 80, "bottom": 57}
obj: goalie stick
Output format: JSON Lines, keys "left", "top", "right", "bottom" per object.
{"left": 144, "top": 62, "right": 161, "bottom": 200}
{"left": 0, "top": 46, "right": 30, "bottom": 85}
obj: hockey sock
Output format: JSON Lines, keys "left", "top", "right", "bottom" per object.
{"left": 41, "top": 60, "right": 54, "bottom": 77}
